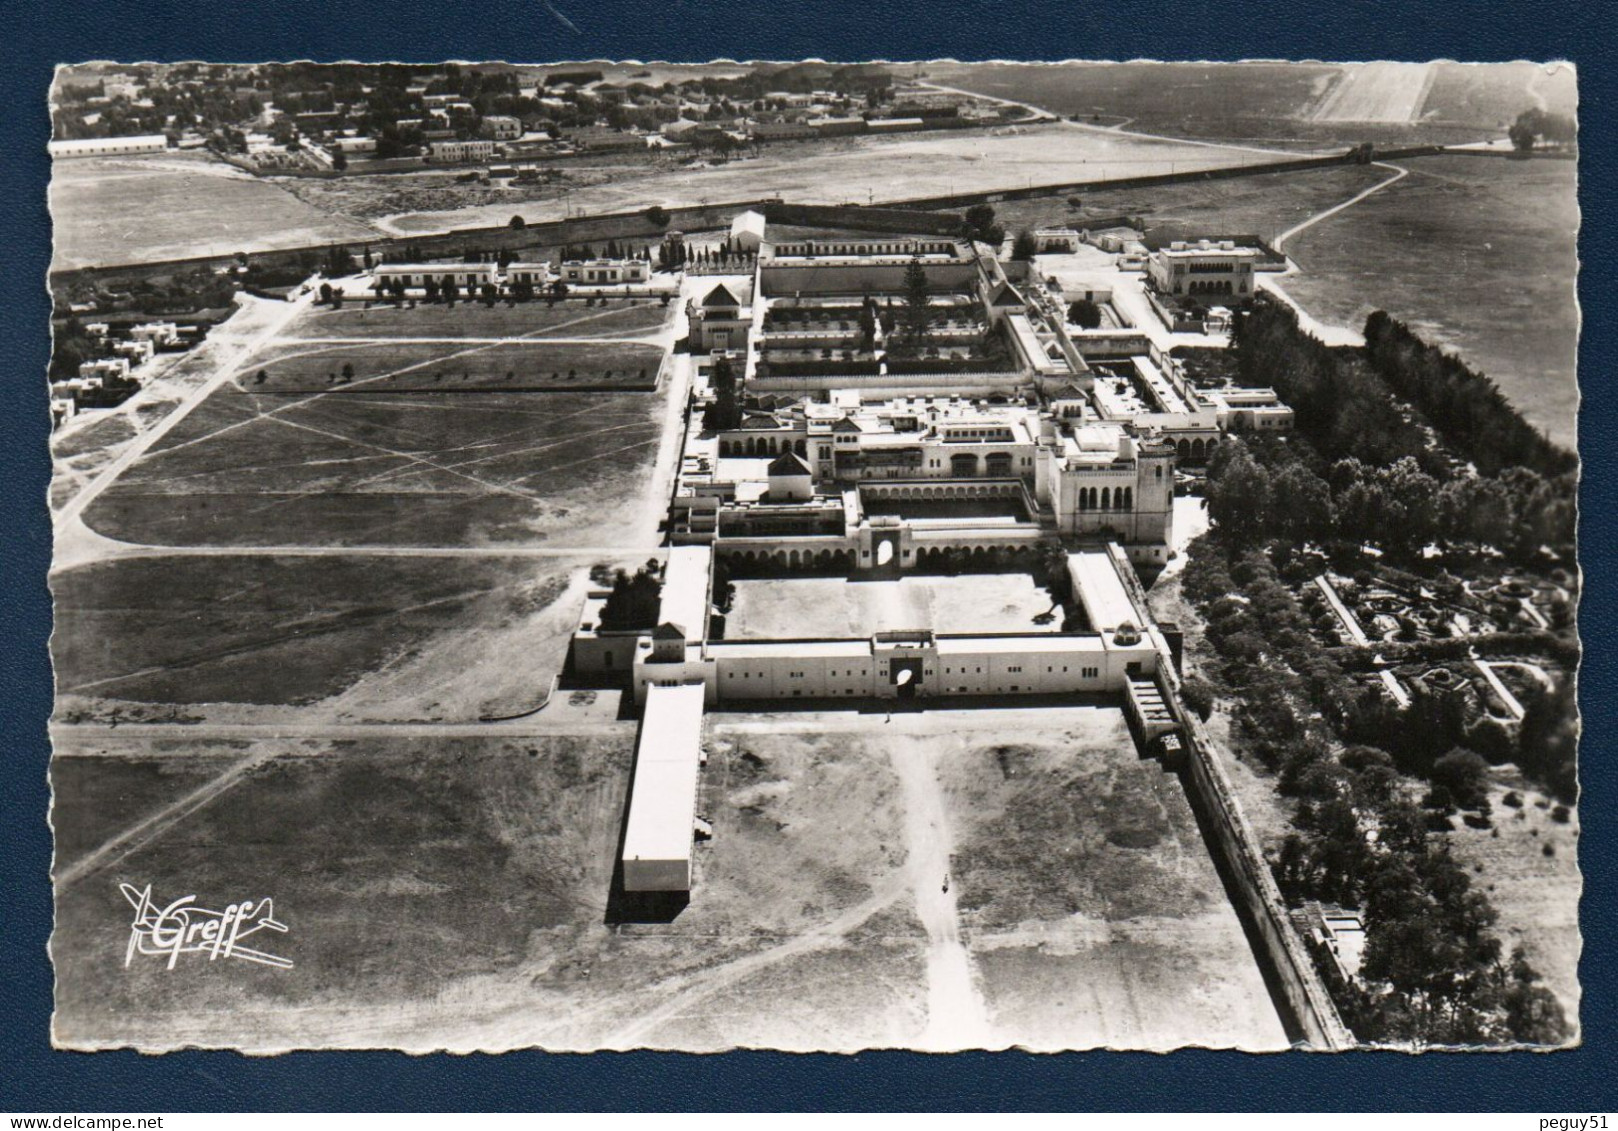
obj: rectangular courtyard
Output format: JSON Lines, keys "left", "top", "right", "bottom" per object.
{"left": 723, "top": 572, "right": 1064, "bottom": 640}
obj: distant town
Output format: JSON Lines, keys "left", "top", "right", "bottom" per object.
{"left": 50, "top": 61, "right": 1027, "bottom": 171}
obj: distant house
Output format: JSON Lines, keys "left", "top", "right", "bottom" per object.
{"left": 504, "top": 262, "right": 552, "bottom": 288}
{"left": 130, "top": 321, "right": 180, "bottom": 347}
{"left": 749, "top": 120, "right": 815, "bottom": 141}
{"left": 730, "top": 210, "right": 767, "bottom": 252}
{"left": 568, "top": 127, "right": 646, "bottom": 152}
{"left": 78, "top": 357, "right": 131, "bottom": 383}
{"left": 427, "top": 138, "right": 496, "bottom": 162}
{"left": 333, "top": 135, "right": 378, "bottom": 154}
{"left": 372, "top": 263, "right": 499, "bottom": 289}
{"left": 559, "top": 258, "right": 652, "bottom": 286}
{"left": 1034, "top": 228, "right": 1082, "bottom": 254}
{"left": 808, "top": 116, "right": 866, "bottom": 137}
{"left": 478, "top": 115, "right": 523, "bottom": 141}
{"left": 48, "top": 134, "right": 168, "bottom": 158}
{"left": 112, "top": 339, "right": 155, "bottom": 364}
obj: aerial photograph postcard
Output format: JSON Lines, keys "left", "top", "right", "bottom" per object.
{"left": 45, "top": 58, "right": 1580, "bottom": 1053}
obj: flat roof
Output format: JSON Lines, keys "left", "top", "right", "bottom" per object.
{"left": 1131, "top": 355, "right": 1192, "bottom": 415}
{"left": 621, "top": 683, "right": 707, "bottom": 865}
{"left": 709, "top": 639, "right": 872, "bottom": 660}
{"left": 660, "top": 545, "right": 713, "bottom": 642}
{"left": 934, "top": 635, "right": 1109, "bottom": 655}
{"left": 1068, "top": 551, "right": 1139, "bottom": 633}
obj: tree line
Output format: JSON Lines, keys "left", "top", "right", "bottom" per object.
{"left": 1362, "top": 311, "right": 1575, "bottom": 478}
{"left": 1219, "top": 300, "right": 1575, "bottom": 563}
{"left": 1177, "top": 297, "right": 1578, "bottom": 1044}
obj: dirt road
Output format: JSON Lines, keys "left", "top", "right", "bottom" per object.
{"left": 887, "top": 733, "right": 994, "bottom": 1049}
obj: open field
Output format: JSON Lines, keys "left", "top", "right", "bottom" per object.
{"left": 51, "top": 296, "right": 315, "bottom": 514}
{"left": 724, "top": 573, "right": 1061, "bottom": 640}
{"left": 929, "top": 62, "right": 1343, "bottom": 148}
{"left": 1448, "top": 771, "right": 1583, "bottom": 1030}
{"left": 1311, "top": 62, "right": 1434, "bottom": 124}
{"left": 81, "top": 384, "right": 671, "bottom": 548}
{"left": 50, "top": 152, "right": 381, "bottom": 270}
{"left": 379, "top": 125, "right": 1279, "bottom": 235}
{"left": 278, "top": 151, "right": 659, "bottom": 225}
{"left": 934, "top": 707, "right": 1288, "bottom": 1049}
{"left": 240, "top": 338, "right": 666, "bottom": 394}
{"left": 49, "top": 705, "right": 1285, "bottom": 1051}
{"left": 282, "top": 299, "right": 671, "bottom": 342}
{"left": 49, "top": 727, "right": 924, "bottom": 1051}
{"left": 50, "top": 554, "right": 583, "bottom": 724}
{"left": 929, "top": 61, "right": 1574, "bottom": 149}
{"left": 1280, "top": 154, "right": 1579, "bottom": 448}
{"left": 51, "top": 732, "right": 638, "bottom": 1050}
{"left": 1422, "top": 61, "right": 1578, "bottom": 130}
{"left": 991, "top": 162, "right": 1394, "bottom": 247}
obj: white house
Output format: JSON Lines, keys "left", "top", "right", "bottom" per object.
{"left": 730, "top": 209, "right": 767, "bottom": 252}
{"left": 48, "top": 134, "right": 168, "bottom": 158}
{"left": 558, "top": 258, "right": 651, "bottom": 286}
{"left": 372, "top": 262, "right": 500, "bottom": 289}
{"left": 478, "top": 115, "right": 523, "bottom": 141}
{"left": 427, "top": 139, "right": 497, "bottom": 163}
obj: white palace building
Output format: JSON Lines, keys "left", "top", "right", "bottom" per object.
{"left": 588, "top": 543, "right": 1179, "bottom": 894}
{"left": 567, "top": 211, "right": 1287, "bottom": 896}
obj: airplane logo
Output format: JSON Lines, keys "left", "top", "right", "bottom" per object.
{"left": 121, "top": 883, "right": 293, "bottom": 970}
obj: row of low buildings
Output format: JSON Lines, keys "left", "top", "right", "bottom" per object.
{"left": 369, "top": 255, "right": 655, "bottom": 292}
{"left": 48, "top": 134, "right": 170, "bottom": 158}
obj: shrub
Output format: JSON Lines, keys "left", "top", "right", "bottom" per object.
{"left": 1180, "top": 677, "right": 1215, "bottom": 721}
{"left": 1503, "top": 790, "right": 1523, "bottom": 808}
{"left": 1551, "top": 804, "right": 1571, "bottom": 824}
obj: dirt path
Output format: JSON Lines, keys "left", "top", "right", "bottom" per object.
{"left": 1273, "top": 161, "right": 1409, "bottom": 252}
{"left": 886, "top": 733, "right": 993, "bottom": 1049}
{"left": 54, "top": 745, "right": 283, "bottom": 889}
{"left": 585, "top": 880, "right": 910, "bottom": 1050}
{"left": 1259, "top": 160, "right": 1411, "bottom": 348}
{"left": 53, "top": 291, "right": 317, "bottom": 528}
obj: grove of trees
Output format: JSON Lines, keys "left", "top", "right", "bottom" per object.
{"left": 598, "top": 564, "right": 663, "bottom": 631}
{"left": 1181, "top": 294, "right": 1577, "bottom": 1045}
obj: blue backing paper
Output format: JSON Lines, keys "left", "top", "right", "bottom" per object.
{"left": 2, "top": 0, "right": 1612, "bottom": 1110}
